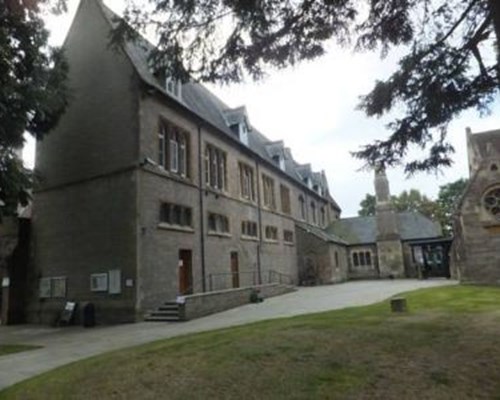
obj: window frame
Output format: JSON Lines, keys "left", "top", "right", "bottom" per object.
{"left": 205, "top": 143, "right": 227, "bottom": 191}
{"left": 262, "top": 174, "right": 276, "bottom": 210}
{"left": 158, "top": 121, "right": 190, "bottom": 178}
{"left": 239, "top": 162, "right": 256, "bottom": 201}
{"left": 280, "top": 184, "right": 291, "bottom": 215}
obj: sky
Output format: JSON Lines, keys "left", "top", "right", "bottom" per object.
{"left": 27, "top": 0, "right": 500, "bottom": 217}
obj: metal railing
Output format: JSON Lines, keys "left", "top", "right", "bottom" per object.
{"left": 206, "top": 269, "right": 294, "bottom": 292}
{"left": 178, "top": 270, "right": 295, "bottom": 297}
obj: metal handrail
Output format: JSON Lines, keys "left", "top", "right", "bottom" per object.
{"left": 180, "top": 269, "right": 295, "bottom": 296}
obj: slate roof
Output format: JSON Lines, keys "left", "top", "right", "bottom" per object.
{"left": 327, "top": 212, "right": 442, "bottom": 245}
{"left": 98, "top": 1, "right": 340, "bottom": 211}
{"left": 295, "top": 221, "right": 347, "bottom": 245}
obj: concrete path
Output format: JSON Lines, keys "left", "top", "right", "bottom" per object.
{"left": 0, "top": 279, "right": 455, "bottom": 390}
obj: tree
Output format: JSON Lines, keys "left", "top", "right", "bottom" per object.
{"left": 391, "top": 189, "right": 439, "bottom": 220}
{"left": 357, "top": 180, "right": 467, "bottom": 236}
{"left": 0, "top": 0, "right": 69, "bottom": 218}
{"left": 358, "top": 194, "right": 376, "bottom": 216}
{"left": 357, "top": 188, "right": 438, "bottom": 219}
{"left": 435, "top": 178, "right": 468, "bottom": 236}
{"left": 116, "top": 0, "right": 500, "bottom": 173}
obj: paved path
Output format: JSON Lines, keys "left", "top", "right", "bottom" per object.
{"left": 0, "top": 279, "right": 455, "bottom": 390}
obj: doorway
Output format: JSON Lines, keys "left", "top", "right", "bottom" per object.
{"left": 178, "top": 249, "right": 193, "bottom": 295}
{"left": 230, "top": 252, "right": 239, "bottom": 288}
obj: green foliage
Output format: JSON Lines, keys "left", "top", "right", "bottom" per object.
{"left": 357, "top": 178, "right": 467, "bottom": 235}
{"left": 358, "top": 193, "right": 376, "bottom": 216}
{"left": 0, "top": 1, "right": 69, "bottom": 218}
{"left": 117, "top": 0, "right": 500, "bottom": 173}
{"left": 358, "top": 188, "right": 437, "bottom": 218}
{"left": 435, "top": 178, "right": 469, "bottom": 236}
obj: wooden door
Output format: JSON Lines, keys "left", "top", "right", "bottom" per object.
{"left": 178, "top": 250, "right": 193, "bottom": 295}
{"left": 230, "top": 252, "right": 239, "bottom": 288}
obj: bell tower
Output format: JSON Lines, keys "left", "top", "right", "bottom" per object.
{"left": 374, "top": 165, "right": 405, "bottom": 278}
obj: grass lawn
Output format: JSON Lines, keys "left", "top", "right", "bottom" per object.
{"left": 0, "top": 345, "right": 41, "bottom": 357}
{"left": 2, "top": 285, "right": 500, "bottom": 399}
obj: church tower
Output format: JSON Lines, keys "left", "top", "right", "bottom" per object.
{"left": 374, "top": 165, "right": 405, "bottom": 278}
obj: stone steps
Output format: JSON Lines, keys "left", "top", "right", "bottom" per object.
{"left": 144, "top": 302, "right": 183, "bottom": 322}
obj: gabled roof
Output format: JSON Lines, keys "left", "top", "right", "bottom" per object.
{"left": 97, "top": 0, "right": 340, "bottom": 211}
{"left": 295, "top": 221, "right": 347, "bottom": 245}
{"left": 327, "top": 212, "right": 442, "bottom": 245}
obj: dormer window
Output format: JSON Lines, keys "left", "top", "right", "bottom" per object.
{"left": 230, "top": 122, "right": 249, "bottom": 146}
{"left": 222, "top": 106, "right": 250, "bottom": 146}
{"left": 165, "top": 77, "right": 182, "bottom": 99}
{"left": 272, "top": 154, "right": 285, "bottom": 171}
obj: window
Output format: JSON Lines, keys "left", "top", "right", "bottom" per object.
{"left": 335, "top": 251, "right": 339, "bottom": 268}
{"left": 299, "top": 195, "right": 306, "bottom": 219}
{"left": 359, "top": 252, "right": 366, "bottom": 266}
{"left": 262, "top": 174, "right": 276, "bottom": 209}
{"left": 320, "top": 207, "right": 326, "bottom": 226}
{"left": 165, "top": 77, "right": 181, "bottom": 98}
{"left": 265, "top": 225, "right": 278, "bottom": 241}
{"left": 159, "top": 122, "right": 189, "bottom": 177}
{"left": 90, "top": 273, "right": 108, "bottom": 292}
{"left": 241, "top": 220, "right": 258, "bottom": 238}
{"left": 205, "top": 144, "right": 227, "bottom": 190}
{"left": 310, "top": 201, "right": 317, "bottom": 224}
{"left": 280, "top": 185, "right": 291, "bottom": 214}
{"left": 208, "top": 213, "right": 230, "bottom": 234}
{"left": 159, "top": 203, "right": 192, "bottom": 228}
{"left": 239, "top": 162, "right": 256, "bottom": 201}
{"left": 353, "top": 253, "right": 359, "bottom": 267}
{"left": 39, "top": 277, "right": 67, "bottom": 298}
{"left": 483, "top": 186, "right": 500, "bottom": 219}
{"left": 283, "top": 229, "right": 294, "bottom": 243}
{"left": 352, "top": 251, "right": 372, "bottom": 267}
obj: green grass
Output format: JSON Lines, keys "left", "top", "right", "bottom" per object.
{"left": 3, "top": 285, "right": 500, "bottom": 399}
{"left": 0, "top": 345, "right": 41, "bottom": 357}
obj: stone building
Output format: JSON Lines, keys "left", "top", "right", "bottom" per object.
{"left": 25, "top": 0, "right": 345, "bottom": 324}
{"left": 327, "top": 167, "right": 443, "bottom": 279}
{"left": 2, "top": 0, "right": 445, "bottom": 325}
{"left": 452, "top": 127, "right": 500, "bottom": 283}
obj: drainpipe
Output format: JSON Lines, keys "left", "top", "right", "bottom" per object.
{"left": 197, "top": 125, "right": 206, "bottom": 292}
{"left": 255, "top": 159, "right": 263, "bottom": 285}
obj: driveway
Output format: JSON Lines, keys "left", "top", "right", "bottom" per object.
{"left": 0, "top": 279, "right": 455, "bottom": 390}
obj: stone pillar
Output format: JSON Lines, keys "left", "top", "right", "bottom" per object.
{"left": 374, "top": 166, "right": 405, "bottom": 278}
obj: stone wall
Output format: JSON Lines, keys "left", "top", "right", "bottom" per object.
{"left": 453, "top": 166, "right": 500, "bottom": 284}
{"left": 295, "top": 225, "right": 348, "bottom": 285}
{"left": 28, "top": 0, "right": 139, "bottom": 324}
{"left": 346, "top": 244, "right": 378, "bottom": 279}
{"left": 180, "top": 283, "right": 296, "bottom": 320}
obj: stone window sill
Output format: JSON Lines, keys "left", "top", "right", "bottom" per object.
{"left": 241, "top": 235, "right": 259, "bottom": 242}
{"left": 207, "top": 231, "right": 232, "bottom": 238}
{"left": 157, "top": 223, "right": 195, "bottom": 233}
{"left": 264, "top": 239, "right": 279, "bottom": 244}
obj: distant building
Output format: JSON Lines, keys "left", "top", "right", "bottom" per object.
{"left": 328, "top": 166, "right": 444, "bottom": 280}
{"left": 452, "top": 127, "right": 500, "bottom": 283}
